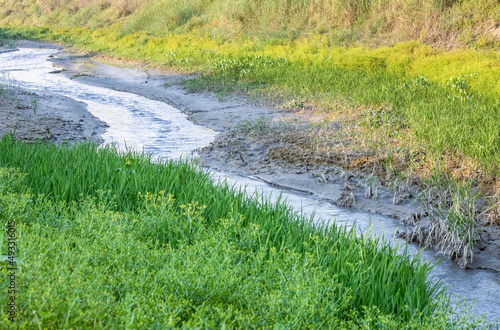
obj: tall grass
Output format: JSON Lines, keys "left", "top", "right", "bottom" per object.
{"left": 1, "top": 0, "right": 499, "bottom": 47}
{"left": 0, "top": 136, "right": 460, "bottom": 326}
{"left": 1, "top": 168, "right": 486, "bottom": 327}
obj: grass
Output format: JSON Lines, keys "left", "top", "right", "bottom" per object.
{"left": 1, "top": 0, "right": 499, "bottom": 48}
{"left": 0, "top": 136, "right": 490, "bottom": 327}
{"left": 0, "top": 0, "right": 498, "bottom": 290}
{"left": 2, "top": 25, "right": 498, "bottom": 176}
{"left": 411, "top": 177, "right": 482, "bottom": 268}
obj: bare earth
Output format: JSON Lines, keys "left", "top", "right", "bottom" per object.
{"left": 2, "top": 44, "right": 499, "bottom": 271}
{"left": 0, "top": 87, "right": 106, "bottom": 144}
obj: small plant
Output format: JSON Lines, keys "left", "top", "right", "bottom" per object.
{"left": 286, "top": 99, "right": 305, "bottom": 109}
{"left": 385, "top": 153, "right": 395, "bottom": 179}
{"left": 233, "top": 115, "right": 278, "bottom": 134}
{"left": 70, "top": 72, "right": 95, "bottom": 80}
{"left": 32, "top": 99, "right": 37, "bottom": 115}
{"left": 359, "top": 106, "right": 407, "bottom": 130}
{"left": 364, "top": 174, "right": 378, "bottom": 199}
{"left": 447, "top": 73, "right": 477, "bottom": 103}
{"left": 208, "top": 55, "right": 286, "bottom": 79}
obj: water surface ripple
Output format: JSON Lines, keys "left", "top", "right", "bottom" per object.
{"left": 0, "top": 47, "right": 216, "bottom": 159}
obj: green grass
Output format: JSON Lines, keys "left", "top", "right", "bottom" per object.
{"left": 0, "top": 136, "right": 488, "bottom": 328}
{"left": 1, "top": 0, "right": 499, "bottom": 47}
{"left": 0, "top": 1, "right": 499, "bottom": 298}
{"left": 1, "top": 23, "right": 499, "bottom": 175}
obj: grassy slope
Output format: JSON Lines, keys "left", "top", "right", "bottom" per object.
{"left": 0, "top": 136, "right": 487, "bottom": 328}
{"left": 1, "top": 0, "right": 499, "bottom": 48}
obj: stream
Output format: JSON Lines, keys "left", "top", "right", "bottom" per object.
{"left": 1, "top": 43, "right": 499, "bottom": 325}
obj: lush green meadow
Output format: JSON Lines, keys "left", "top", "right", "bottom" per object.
{"left": 0, "top": 136, "right": 487, "bottom": 328}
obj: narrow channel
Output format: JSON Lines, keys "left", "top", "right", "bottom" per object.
{"left": 1, "top": 44, "right": 498, "bottom": 325}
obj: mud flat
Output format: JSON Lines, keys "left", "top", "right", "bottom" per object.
{"left": 0, "top": 86, "right": 106, "bottom": 144}
{"left": 45, "top": 49, "right": 500, "bottom": 272}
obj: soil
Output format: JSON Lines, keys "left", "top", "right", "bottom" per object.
{"left": 196, "top": 117, "right": 500, "bottom": 271}
{"left": 0, "top": 43, "right": 107, "bottom": 144}
{"left": 0, "top": 87, "right": 106, "bottom": 144}
{"left": 2, "top": 42, "right": 499, "bottom": 271}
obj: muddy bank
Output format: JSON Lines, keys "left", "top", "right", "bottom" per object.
{"left": 1, "top": 41, "right": 107, "bottom": 144}
{"left": 197, "top": 118, "right": 500, "bottom": 271}
{"left": 45, "top": 49, "right": 500, "bottom": 272}
{"left": 0, "top": 46, "right": 18, "bottom": 54}
{"left": 0, "top": 86, "right": 106, "bottom": 144}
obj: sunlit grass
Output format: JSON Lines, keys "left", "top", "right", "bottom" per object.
{"left": 0, "top": 137, "right": 485, "bottom": 327}
{"left": 0, "top": 0, "right": 499, "bottom": 275}
{"left": 1, "top": 0, "right": 499, "bottom": 48}
{"left": 0, "top": 2, "right": 498, "bottom": 326}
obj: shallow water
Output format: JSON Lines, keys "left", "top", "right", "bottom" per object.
{"left": 0, "top": 47, "right": 216, "bottom": 159}
{"left": 1, "top": 45, "right": 498, "bottom": 325}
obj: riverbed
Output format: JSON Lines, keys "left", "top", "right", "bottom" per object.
{"left": 0, "top": 41, "right": 498, "bottom": 325}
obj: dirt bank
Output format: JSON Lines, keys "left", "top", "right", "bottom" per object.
{"left": 42, "top": 49, "right": 499, "bottom": 271}
{"left": 0, "top": 87, "right": 107, "bottom": 145}
{"left": 0, "top": 85, "right": 106, "bottom": 145}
